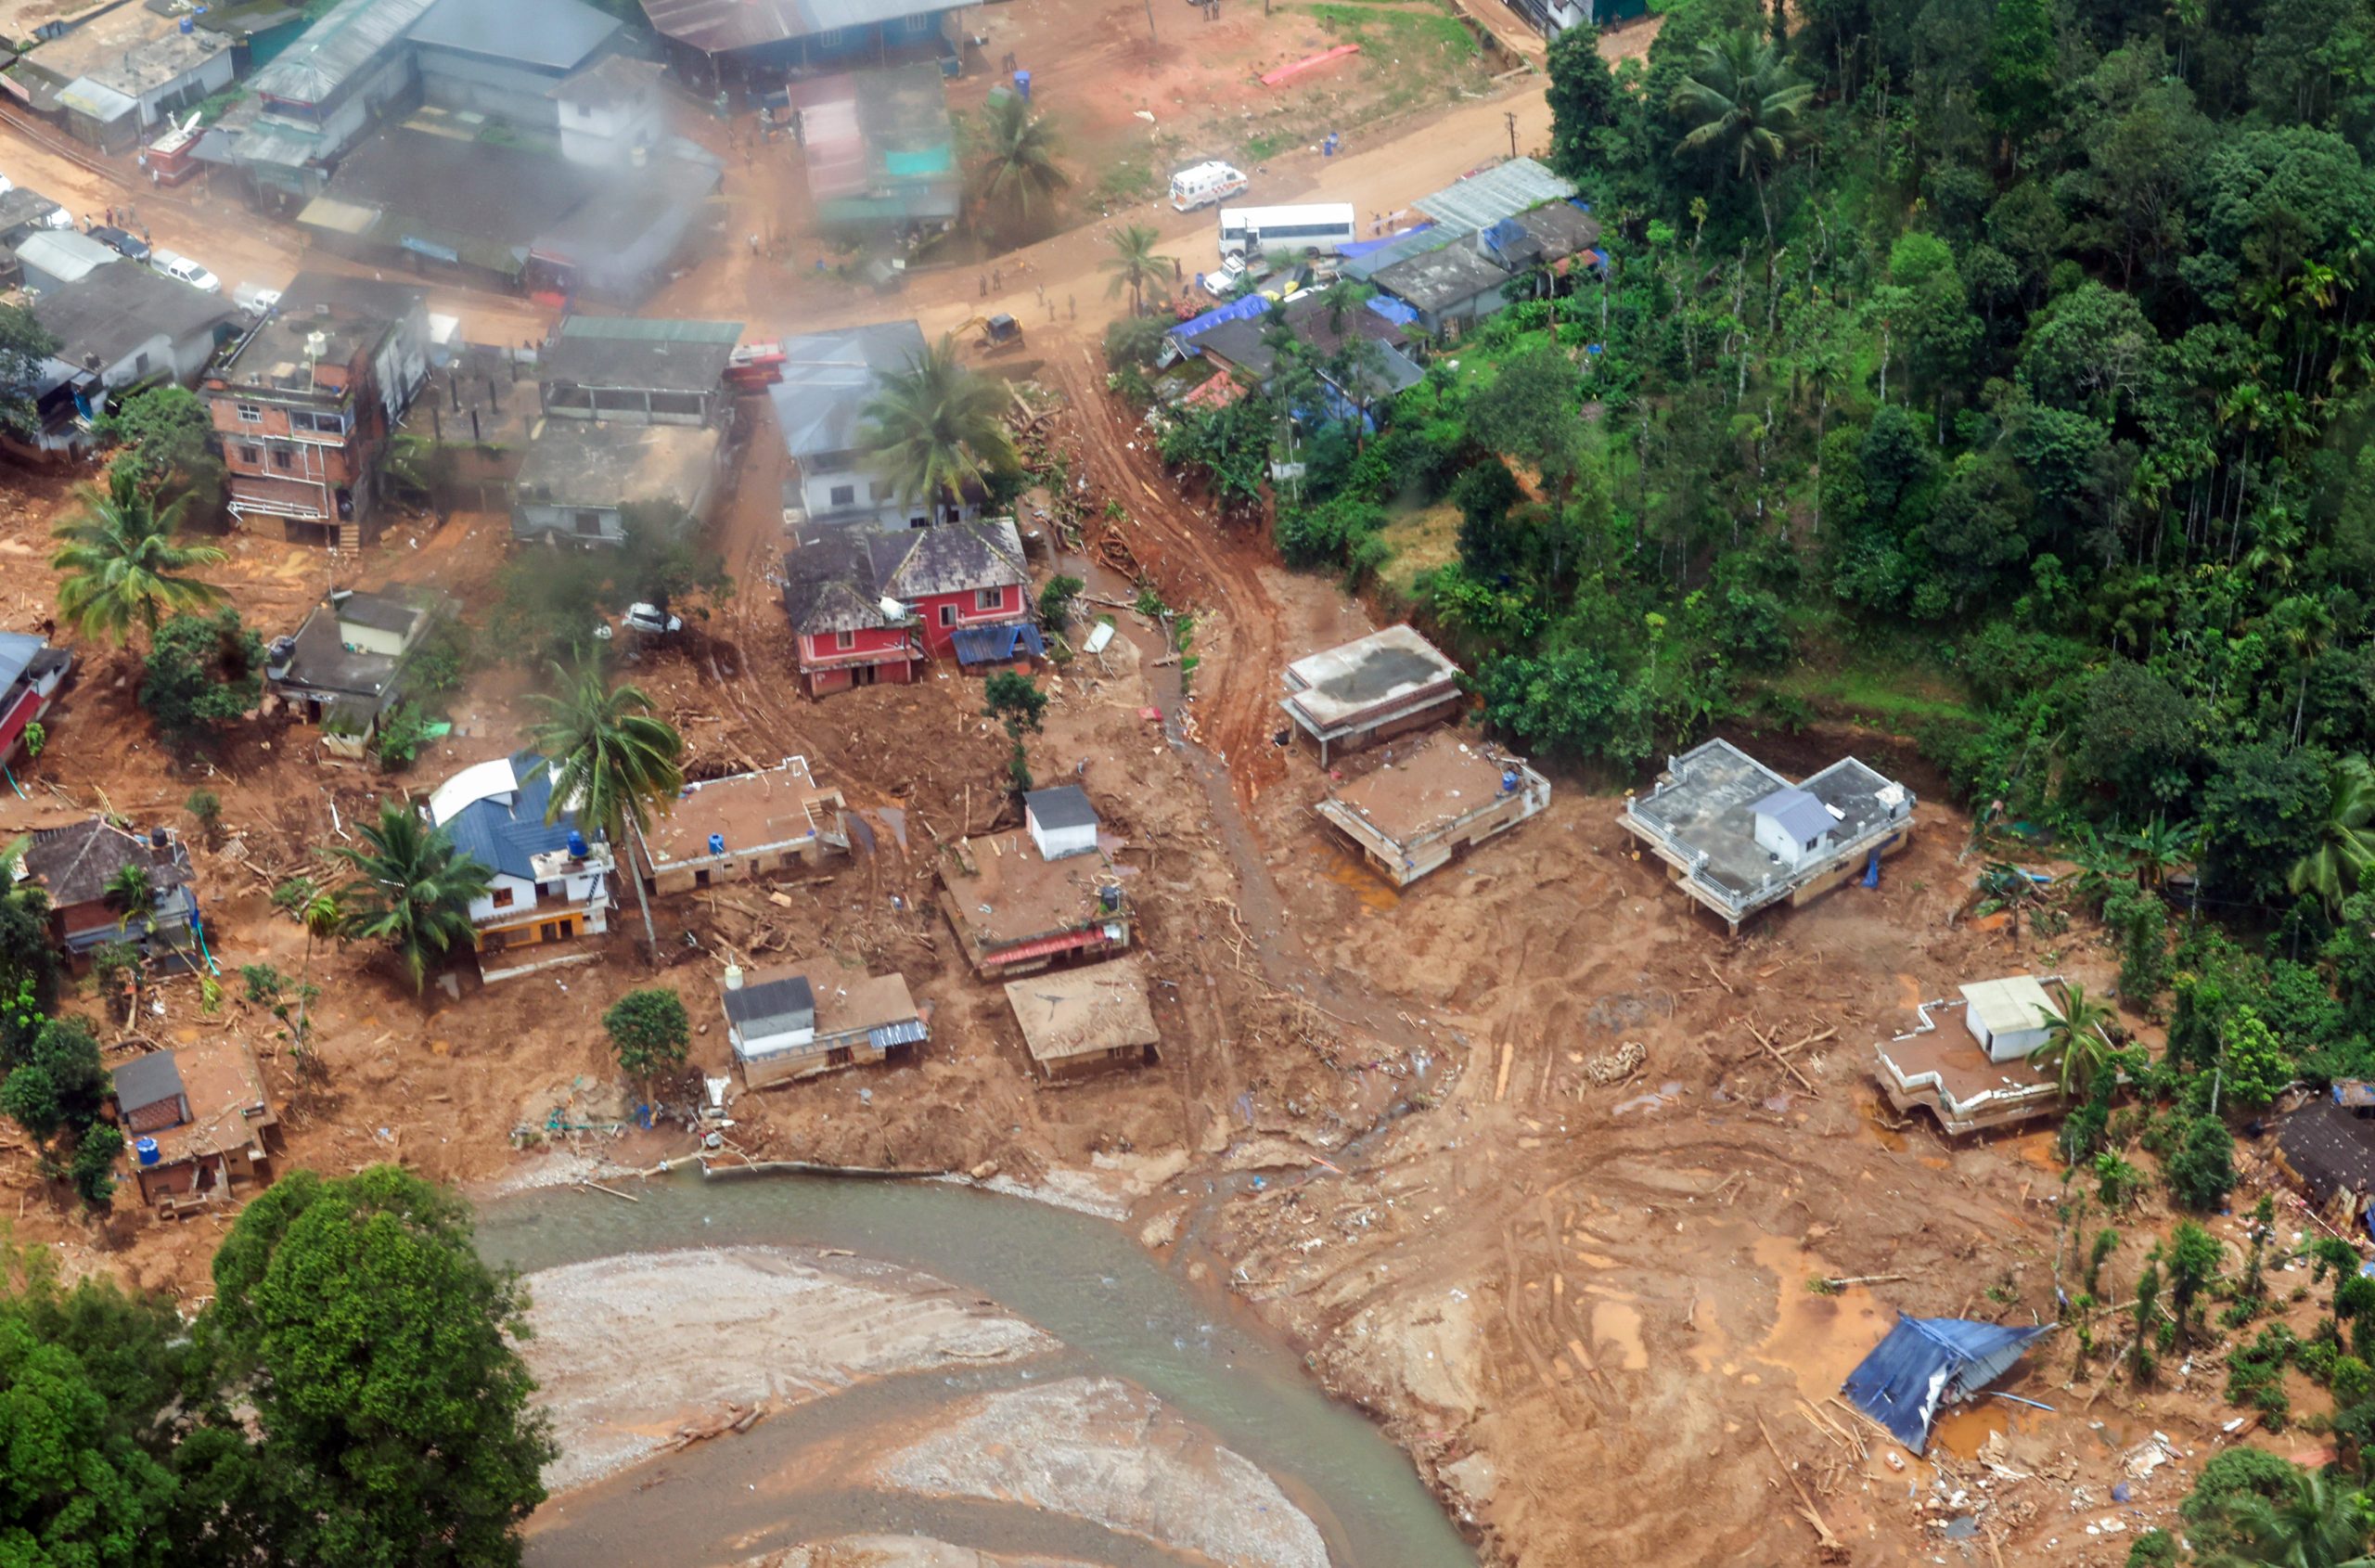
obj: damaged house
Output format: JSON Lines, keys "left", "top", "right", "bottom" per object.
{"left": 938, "top": 785, "right": 1132, "bottom": 977}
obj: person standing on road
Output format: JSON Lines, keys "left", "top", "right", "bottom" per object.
{"left": 1067, "top": 294, "right": 1075, "bottom": 320}
{"left": 749, "top": 232, "right": 762, "bottom": 255}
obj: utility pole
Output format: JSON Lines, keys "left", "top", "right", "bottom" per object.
{"left": 1505, "top": 110, "right": 1518, "bottom": 161}
{"left": 1145, "top": 0, "right": 1157, "bottom": 41}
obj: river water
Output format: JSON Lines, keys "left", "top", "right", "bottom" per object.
{"left": 479, "top": 1168, "right": 1476, "bottom": 1568}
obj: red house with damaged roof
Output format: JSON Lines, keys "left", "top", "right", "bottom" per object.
{"left": 780, "top": 516, "right": 1038, "bottom": 696}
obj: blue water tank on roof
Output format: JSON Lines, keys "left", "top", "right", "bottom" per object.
{"left": 135, "top": 1137, "right": 160, "bottom": 1166}
{"left": 709, "top": 833, "right": 725, "bottom": 855}
{"left": 567, "top": 829, "right": 588, "bottom": 859}
{"left": 1501, "top": 770, "right": 1519, "bottom": 794}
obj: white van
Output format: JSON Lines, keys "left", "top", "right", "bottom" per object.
{"left": 149, "top": 249, "right": 220, "bottom": 293}
{"left": 1170, "top": 161, "right": 1247, "bottom": 212}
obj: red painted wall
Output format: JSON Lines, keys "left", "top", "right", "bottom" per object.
{"left": 913, "top": 584, "right": 1022, "bottom": 659}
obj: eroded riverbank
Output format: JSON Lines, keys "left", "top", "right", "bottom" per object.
{"left": 481, "top": 1169, "right": 1474, "bottom": 1568}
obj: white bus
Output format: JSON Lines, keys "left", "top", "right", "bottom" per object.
{"left": 1216, "top": 203, "right": 1359, "bottom": 261}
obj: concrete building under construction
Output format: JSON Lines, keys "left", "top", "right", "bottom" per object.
{"left": 1315, "top": 733, "right": 1549, "bottom": 887}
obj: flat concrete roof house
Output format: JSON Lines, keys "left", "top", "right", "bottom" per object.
{"left": 723, "top": 963, "right": 928, "bottom": 1087}
{"left": 938, "top": 784, "right": 1132, "bottom": 977}
{"left": 1005, "top": 957, "right": 1159, "bottom": 1081}
{"left": 634, "top": 756, "right": 850, "bottom": 896}
{"left": 1316, "top": 734, "right": 1550, "bottom": 887}
{"left": 1278, "top": 624, "right": 1464, "bottom": 765}
{"left": 1873, "top": 977, "right": 2072, "bottom": 1136}
{"left": 1620, "top": 738, "right": 1915, "bottom": 932}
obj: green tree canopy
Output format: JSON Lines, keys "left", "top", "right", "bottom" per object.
{"left": 140, "top": 608, "right": 264, "bottom": 754}
{"left": 328, "top": 803, "right": 493, "bottom": 993}
{"left": 603, "top": 987, "right": 688, "bottom": 1098}
{"left": 858, "top": 335, "right": 1021, "bottom": 523}
{"left": 52, "top": 469, "right": 227, "bottom": 648}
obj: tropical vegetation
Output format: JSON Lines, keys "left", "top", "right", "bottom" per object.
{"left": 524, "top": 656, "right": 683, "bottom": 952}
{"left": 50, "top": 468, "right": 225, "bottom": 646}
{"left": 858, "top": 334, "right": 1022, "bottom": 523}
{"left": 327, "top": 802, "right": 493, "bottom": 994}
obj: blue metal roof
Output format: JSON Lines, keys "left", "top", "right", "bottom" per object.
{"left": 441, "top": 750, "right": 592, "bottom": 880}
{"left": 951, "top": 622, "right": 1046, "bottom": 665}
{"left": 868, "top": 1017, "right": 930, "bottom": 1049}
{"left": 1168, "top": 292, "right": 1271, "bottom": 352}
{"left": 1337, "top": 222, "right": 1434, "bottom": 259}
{"left": 1842, "top": 1316, "right": 2049, "bottom": 1452}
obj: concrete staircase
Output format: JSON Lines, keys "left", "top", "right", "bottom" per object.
{"left": 336, "top": 520, "right": 363, "bottom": 554}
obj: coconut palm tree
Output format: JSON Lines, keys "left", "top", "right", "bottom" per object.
{"left": 859, "top": 335, "right": 1021, "bottom": 525}
{"left": 104, "top": 862, "right": 153, "bottom": 933}
{"left": 49, "top": 467, "right": 226, "bottom": 647}
{"left": 2036, "top": 983, "right": 2119, "bottom": 1099}
{"left": 328, "top": 802, "right": 492, "bottom": 995}
{"left": 2288, "top": 754, "right": 2375, "bottom": 918}
{"left": 975, "top": 91, "right": 1070, "bottom": 235}
{"left": 524, "top": 656, "right": 684, "bottom": 954}
{"left": 2199, "top": 1462, "right": 2375, "bottom": 1568}
{"left": 1673, "top": 29, "right": 1815, "bottom": 246}
{"left": 1101, "top": 224, "right": 1174, "bottom": 316}
{"left": 1973, "top": 860, "right": 2042, "bottom": 944}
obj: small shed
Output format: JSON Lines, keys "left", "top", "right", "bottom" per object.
{"left": 1005, "top": 958, "right": 1159, "bottom": 1081}
{"left": 1959, "top": 976, "right": 2059, "bottom": 1063}
{"left": 111, "top": 1051, "right": 188, "bottom": 1134}
{"left": 1024, "top": 786, "right": 1098, "bottom": 862}
{"left": 1751, "top": 786, "right": 1832, "bottom": 869}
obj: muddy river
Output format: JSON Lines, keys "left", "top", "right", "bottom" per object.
{"left": 479, "top": 1168, "right": 1476, "bottom": 1568}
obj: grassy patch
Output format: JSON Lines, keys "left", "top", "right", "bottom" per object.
{"left": 1373, "top": 499, "right": 1461, "bottom": 601}
{"left": 1305, "top": 2, "right": 1480, "bottom": 56}
{"left": 1092, "top": 157, "right": 1163, "bottom": 208}
{"left": 1763, "top": 634, "right": 1977, "bottom": 727}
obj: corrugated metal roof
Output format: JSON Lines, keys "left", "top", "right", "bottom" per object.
{"left": 951, "top": 622, "right": 1046, "bottom": 665}
{"left": 56, "top": 75, "right": 135, "bottom": 119}
{"left": 556, "top": 315, "right": 746, "bottom": 346}
{"left": 1411, "top": 156, "right": 1577, "bottom": 233}
{"left": 1842, "top": 1316, "right": 2049, "bottom": 1453}
{"left": 410, "top": 0, "right": 620, "bottom": 71}
{"left": 641, "top": 0, "right": 954, "bottom": 53}
{"left": 295, "top": 194, "right": 380, "bottom": 235}
{"left": 768, "top": 319, "right": 926, "bottom": 458}
{"left": 250, "top": 0, "right": 437, "bottom": 106}
{"left": 867, "top": 1017, "right": 929, "bottom": 1049}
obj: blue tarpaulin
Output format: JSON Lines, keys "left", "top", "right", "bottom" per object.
{"left": 1337, "top": 222, "right": 1435, "bottom": 258}
{"left": 1169, "top": 293, "right": 1273, "bottom": 350}
{"left": 1842, "top": 1315, "right": 2049, "bottom": 1452}
{"left": 951, "top": 623, "right": 1046, "bottom": 665}
{"left": 1365, "top": 294, "right": 1419, "bottom": 327}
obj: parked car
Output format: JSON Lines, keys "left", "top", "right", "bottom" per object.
{"left": 620, "top": 602, "right": 683, "bottom": 636}
{"left": 149, "top": 249, "right": 219, "bottom": 293}
{"left": 86, "top": 225, "right": 148, "bottom": 263}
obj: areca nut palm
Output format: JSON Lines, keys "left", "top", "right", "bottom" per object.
{"left": 49, "top": 466, "right": 226, "bottom": 646}
{"left": 858, "top": 335, "right": 1021, "bottom": 523}
{"left": 524, "top": 656, "right": 684, "bottom": 953}
{"left": 1101, "top": 224, "right": 1173, "bottom": 316}
{"left": 2289, "top": 753, "right": 2375, "bottom": 917}
{"left": 1672, "top": 30, "right": 1815, "bottom": 245}
{"left": 328, "top": 802, "right": 492, "bottom": 994}
{"left": 977, "top": 91, "right": 1071, "bottom": 227}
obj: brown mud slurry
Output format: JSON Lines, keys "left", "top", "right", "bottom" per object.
{"left": 0, "top": 12, "right": 2303, "bottom": 1562}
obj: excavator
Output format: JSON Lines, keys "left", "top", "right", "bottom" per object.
{"left": 953, "top": 313, "right": 1025, "bottom": 353}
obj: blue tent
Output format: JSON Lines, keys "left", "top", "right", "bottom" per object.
{"left": 1841, "top": 1315, "right": 2049, "bottom": 1452}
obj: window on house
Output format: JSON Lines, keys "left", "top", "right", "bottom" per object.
{"left": 829, "top": 483, "right": 856, "bottom": 507}
{"left": 572, "top": 509, "right": 604, "bottom": 535}
{"left": 235, "top": 401, "right": 262, "bottom": 423}
{"left": 576, "top": 101, "right": 595, "bottom": 119}
{"left": 492, "top": 885, "right": 516, "bottom": 908}
{"left": 238, "top": 444, "right": 261, "bottom": 465}
{"left": 910, "top": 514, "right": 928, "bottom": 529}
{"left": 133, "top": 352, "right": 150, "bottom": 376}
{"left": 1804, "top": 838, "right": 1819, "bottom": 852}
{"left": 813, "top": 25, "right": 842, "bottom": 45}
{"left": 974, "top": 588, "right": 1003, "bottom": 612}
{"left": 836, "top": 631, "right": 856, "bottom": 650}
{"left": 938, "top": 604, "right": 957, "bottom": 627}
{"left": 271, "top": 446, "right": 293, "bottom": 470}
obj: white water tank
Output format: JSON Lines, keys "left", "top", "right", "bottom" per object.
{"left": 723, "top": 963, "right": 743, "bottom": 991}
{"left": 304, "top": 329, "right": 327, "bottom": 361}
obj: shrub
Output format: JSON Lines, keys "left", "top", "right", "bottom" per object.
{"left": 2167, "top": 1116, "right": 2236, "bottom": 1211}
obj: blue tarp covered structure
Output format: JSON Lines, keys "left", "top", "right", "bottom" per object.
{"left": 1337, "top": 222, "right": 1435, "bottom": 259}
{"left": 951, "top": 623, "right": 1046, "bottom": 665}
{"left": 1841, "top": 1315, "right": 2048, "bottom": 1453}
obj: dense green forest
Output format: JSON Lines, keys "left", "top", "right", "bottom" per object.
{"left": 1145, "top": 0, "right": 2375, "bottom": 1061}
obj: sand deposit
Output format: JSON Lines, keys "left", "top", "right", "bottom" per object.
{"left": 878, "top": 1376, "right": 1331, "bottom": 1568}
{"left": 520, "top": 1247, "right": 1053, "bottom": 1491}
